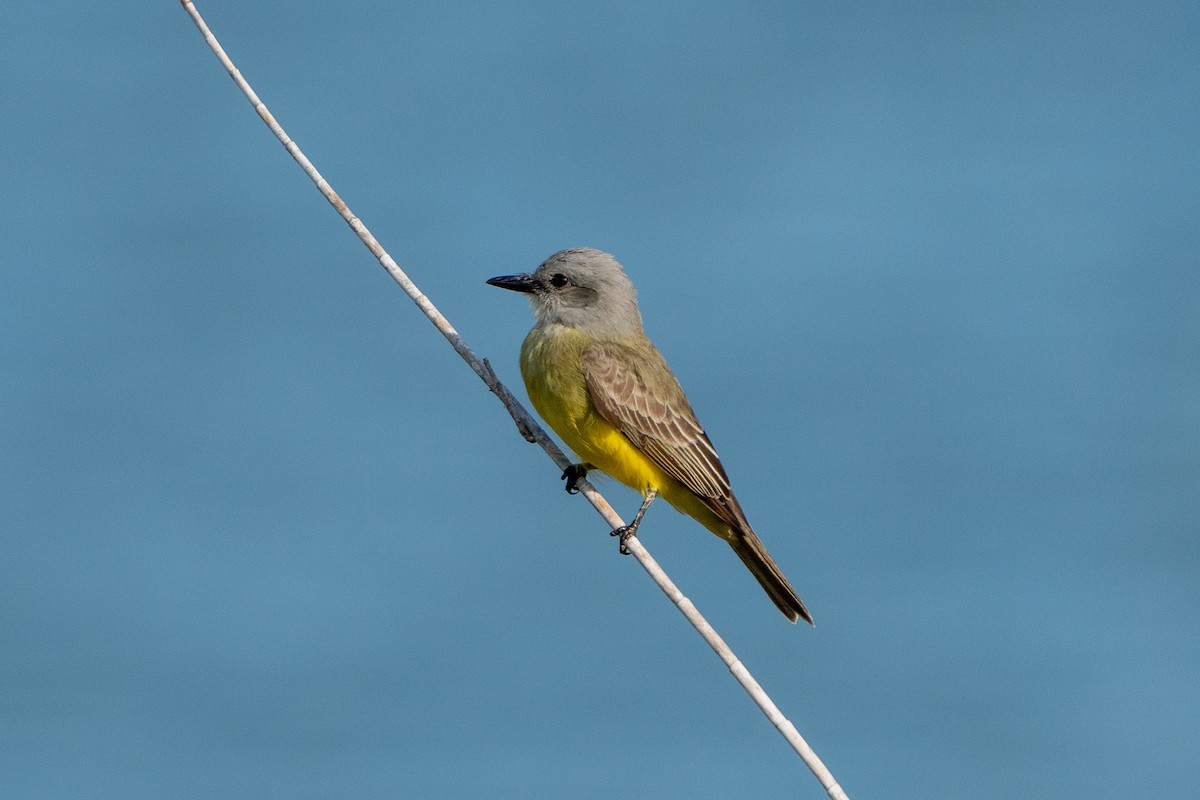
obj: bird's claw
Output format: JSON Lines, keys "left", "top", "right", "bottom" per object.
{"left": 610, "top": 525, "right": 636, "bottom": 555}
{"left": 561, "top": 463, "right": 587, "bottom": 494}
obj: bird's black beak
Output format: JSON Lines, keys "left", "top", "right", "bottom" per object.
{"left": 486, "top": 273, "right": 540, "bottom": 293}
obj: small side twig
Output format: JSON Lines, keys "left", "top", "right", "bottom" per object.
{"left": 180, "top": 4, "right": 848, "bottom": 798}
{"left": 482, "top": 358, "right": 538, "bottom": 443}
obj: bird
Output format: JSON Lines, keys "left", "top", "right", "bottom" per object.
{"left": 487, "top": 248, "right": 812, "bottom": 624}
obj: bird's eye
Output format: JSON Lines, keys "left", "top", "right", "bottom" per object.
{"left": 549, "top": 273, "right": 569, "bottom": 288}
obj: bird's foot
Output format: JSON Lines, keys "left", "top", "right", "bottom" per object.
{"left": 609, "top": 489, "right": 657, "bottom": 555}
{"left": 609, "top": 525, "right": 637, "bottom": 555}
{"left": 561, "top": 463, "right": 588, "bottom": 494}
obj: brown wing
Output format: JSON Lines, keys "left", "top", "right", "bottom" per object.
{"left": 580, "top": 340, "right": 737, "bottom": 517}
{"left": 583, "top": 341, "right": 811, "bottom": 623}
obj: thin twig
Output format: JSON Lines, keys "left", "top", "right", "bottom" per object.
{"left": 179, "top": 4, "right": 848, "bottom": 798}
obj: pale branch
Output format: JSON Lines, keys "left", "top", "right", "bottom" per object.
{"left": 179, "top": 3, "right": 848, "bottom": 798}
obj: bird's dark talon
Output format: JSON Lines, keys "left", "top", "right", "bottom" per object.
{"left": 610, "top": 525, "right": 636, "bottom": 555}
{"left": 561, "top": 463, "right": 587, "bottom": 494}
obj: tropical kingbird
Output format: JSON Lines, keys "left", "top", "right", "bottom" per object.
{"left": 488, "top": 248, "right": 812, "bottom": 624}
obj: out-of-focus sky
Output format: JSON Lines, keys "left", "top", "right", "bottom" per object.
{"left": 2, "top": 2, "right": 1197, "bottom": 798}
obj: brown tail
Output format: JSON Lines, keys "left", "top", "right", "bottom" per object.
{"left": 729, "top": 529, "right": 813, "bottom": 625}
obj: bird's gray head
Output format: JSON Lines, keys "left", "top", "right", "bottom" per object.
{"left": 487, "top": 248, "right": 645, "bottom": 335}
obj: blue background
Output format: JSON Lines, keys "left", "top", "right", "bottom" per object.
{"left": 2, "top": 2, "right": 1197, "bottom": 797}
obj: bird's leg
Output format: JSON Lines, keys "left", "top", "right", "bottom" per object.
{"left": 610, "top": 489, "right": 658, "bottom": 555}
{"left": 561, "top": 463, "right": 589, "bottom": 494}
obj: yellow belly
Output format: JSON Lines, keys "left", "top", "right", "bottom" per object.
{"left": 520, "top": 327, "right": 661, "bottom": 489}
{"left": 519, "top": 325, "right": 729, "bottom": 537}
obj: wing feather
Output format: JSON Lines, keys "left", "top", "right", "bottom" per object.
{"left": 580, "top": 341, "right": 732, "bottom": 503}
